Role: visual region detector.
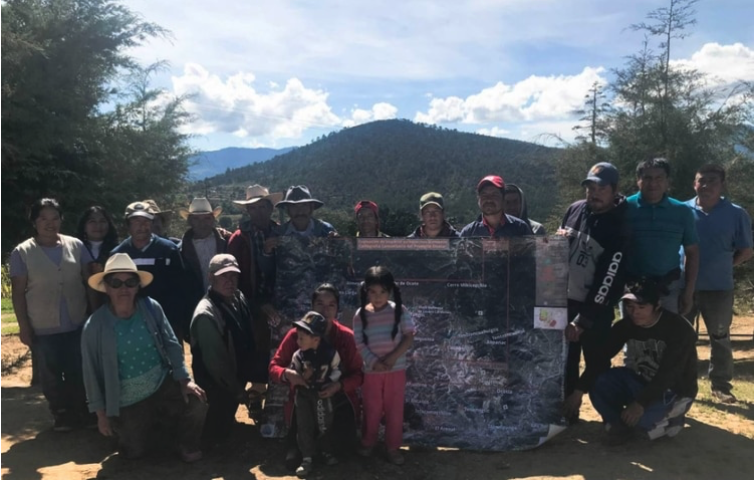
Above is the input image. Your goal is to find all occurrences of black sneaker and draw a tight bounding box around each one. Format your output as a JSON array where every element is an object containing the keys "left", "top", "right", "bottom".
[
  {"left": 296, "top": 457, "right": 313, "bottom": 478},
  {"left": 285, "top": 446, "right": 301, "bottom": 472}
]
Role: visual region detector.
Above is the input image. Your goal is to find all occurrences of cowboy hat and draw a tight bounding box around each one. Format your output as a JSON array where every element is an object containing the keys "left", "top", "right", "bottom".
[
  {"left": 179, "top": 197, "right": 223, "bottom": 219},
  {"left": 232, "top": 185, "right": 284, "bottom": 208},
  {"left": 88, "top": 253, "right": 154, "bottom": 293},
  {"left": 142, "top": 199, "right": 174, "bottom": 220},
  {"left": 275, "top": 185, "right": 324, "bottom": 210}
]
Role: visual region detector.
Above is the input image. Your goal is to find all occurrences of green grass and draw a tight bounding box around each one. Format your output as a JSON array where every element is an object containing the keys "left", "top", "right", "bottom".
[
  {"left": 1, "top": 298, "right": 13, "bottom": 312},
  {"left": 1, "top": 297, "right": 18, "bottom": 334}
]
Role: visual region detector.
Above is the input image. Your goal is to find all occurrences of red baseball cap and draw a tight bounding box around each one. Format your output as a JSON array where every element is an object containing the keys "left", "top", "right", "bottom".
[
  {"left": 477, "top": 175, "right": 505, "bottom": 192},
  {"left": 354, "top": 200, "right": 379, "bottom": 216}
]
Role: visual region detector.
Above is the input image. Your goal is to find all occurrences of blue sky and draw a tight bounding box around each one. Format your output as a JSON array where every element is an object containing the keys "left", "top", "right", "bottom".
[{"left": 121, "top": 0, "right": 754, "bottom": 151}]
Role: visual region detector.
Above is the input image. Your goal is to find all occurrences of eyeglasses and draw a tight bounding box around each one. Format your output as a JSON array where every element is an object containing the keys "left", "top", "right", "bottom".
[{"left": 106, "top": 277, "right": 140, "bottom": 289}]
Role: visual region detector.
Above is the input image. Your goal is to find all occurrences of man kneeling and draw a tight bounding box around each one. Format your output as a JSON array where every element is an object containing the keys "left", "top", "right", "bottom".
[{"left": 564, "top": 280, "right": 698, "bottom": 444}]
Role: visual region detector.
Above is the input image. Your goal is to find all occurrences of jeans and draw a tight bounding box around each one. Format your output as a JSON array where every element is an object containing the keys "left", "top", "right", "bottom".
[
  {"left": 686, "top": 290, "right": 734, "bottom": 392},
  {"left": 589, "top": 367, "right": 691, "bottom": 437},
  {"left": 295, "top": 388, "right": 334, "bottom": 458},
  {"left": 35, "top": 329, "right": 87, "bottom": 417},
  {"left": 285, "top": 392, "right": 357, "bottom": 458}
]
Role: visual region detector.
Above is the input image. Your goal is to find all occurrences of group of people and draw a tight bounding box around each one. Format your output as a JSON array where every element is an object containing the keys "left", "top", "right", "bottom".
[{"left": 8, "top": 156, "right": 752, "bottom": 472}]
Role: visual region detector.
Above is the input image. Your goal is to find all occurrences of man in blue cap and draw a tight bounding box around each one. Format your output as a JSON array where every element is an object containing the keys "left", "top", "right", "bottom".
[{"left": 558, "top": 162, "right": 630, "bottom": 421}]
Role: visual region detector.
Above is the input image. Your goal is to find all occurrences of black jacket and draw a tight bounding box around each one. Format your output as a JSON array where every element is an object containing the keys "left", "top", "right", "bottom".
[
  {"left": 560, "top": 196, "right": 629, "bottom": 329},
  {"left": 577, "top": 310, "right": 698, "bottom": 406},
  {"left": 506, "top": 183, "right": 546, "bottom": 235}
]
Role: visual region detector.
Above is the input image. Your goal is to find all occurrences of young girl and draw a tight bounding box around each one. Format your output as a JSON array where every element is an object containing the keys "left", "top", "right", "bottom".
[{"left": 352, "top": 266, "right": 415, "bottom": 466}]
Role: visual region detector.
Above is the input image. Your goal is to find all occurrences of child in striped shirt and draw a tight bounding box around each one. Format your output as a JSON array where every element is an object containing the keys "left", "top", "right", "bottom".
[{"left": 352, "top": 266, "right": 415, "bottom": 465}]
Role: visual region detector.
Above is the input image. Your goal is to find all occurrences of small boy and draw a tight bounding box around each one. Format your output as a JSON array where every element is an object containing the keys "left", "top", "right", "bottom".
[{"left": 290, "top": 311, "right": 342, "bottom": 477}]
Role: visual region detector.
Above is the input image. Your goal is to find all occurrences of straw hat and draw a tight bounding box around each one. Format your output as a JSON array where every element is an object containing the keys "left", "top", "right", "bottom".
[
  {"left": 232, "top": 185, "right": 284, "bottom": 208},
  {"left": 88, "top": 253, "right": 153, "bottom": 293},
  {"left": 179, "top": 197, "right": 223, "bottom": 219}
]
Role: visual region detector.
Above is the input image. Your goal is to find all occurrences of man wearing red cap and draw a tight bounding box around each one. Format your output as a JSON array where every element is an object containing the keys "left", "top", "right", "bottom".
[
  {"left": 459, "top": 175, "right": 530, "bottom": 237},
  {"left": 354, "top": 200, "right": 390, "bottom": 237}
]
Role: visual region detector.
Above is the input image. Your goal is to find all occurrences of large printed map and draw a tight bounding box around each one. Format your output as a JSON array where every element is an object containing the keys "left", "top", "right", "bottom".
[{"left": 261, "top": 236, "right": 569, "bottom": 451}]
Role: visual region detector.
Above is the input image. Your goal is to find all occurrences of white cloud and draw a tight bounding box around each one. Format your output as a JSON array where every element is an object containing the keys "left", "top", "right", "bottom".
[
  {"left": 415, "top": 67, "right": 607, "bottom": 125},
  {"left": 121, "top": 0, "right": 641, "bottom": 83},
  {"left": 671, "top": 42, "right": 754, "bottom": 85},
  {"left": 343, "top": 102, "right": 399, "bottom": 127},
  {"left": 170, "top": 63, "right": 341, "bottom": 140},
  {"left": 476, "top": 126, "right": 511, "bottom": 138}
]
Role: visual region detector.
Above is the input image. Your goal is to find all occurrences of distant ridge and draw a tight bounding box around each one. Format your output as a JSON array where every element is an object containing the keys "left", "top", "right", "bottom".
[
  {"left": 202, "top": 119, "right": 562, "bottom": 232},
  {"left": 189, "top": 146, "right": 296, "bottom": 179}
]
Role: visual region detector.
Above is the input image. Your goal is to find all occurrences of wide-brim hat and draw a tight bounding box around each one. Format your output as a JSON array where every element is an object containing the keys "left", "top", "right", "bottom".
[
  {"left": 88, "top": 253, "right": 153, "bottom": 293},
  {"left": 179, "top": 197, "right": 223, "bottom": 219},
  {"left": 275, "top": 185, "right": 323, "bottom": 210},
  {"left": 232, "top": 184, "right": 284, "bottom": 208},
  {"left": 142, "top": 199, "right": 173, "bottom": 221}
]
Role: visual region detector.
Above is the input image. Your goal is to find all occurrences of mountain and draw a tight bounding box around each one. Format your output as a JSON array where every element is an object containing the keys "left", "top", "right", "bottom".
[
  {"left": 200, "top": 119, "right": 562, "bottom": 235},
  {"left": 189, "top": 146, "right": 296, "bottom": 179}
]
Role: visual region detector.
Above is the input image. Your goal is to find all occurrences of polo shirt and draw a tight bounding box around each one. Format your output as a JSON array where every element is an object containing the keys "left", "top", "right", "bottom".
[
  {"left": 685, "top": 197, "right": 753, "bottom": 291},
  {"left": 459, "top": 214, "right": 531, "bottom": 237},
  {"left": 625, "top": 193, "right": 698, "bottom": 277}
]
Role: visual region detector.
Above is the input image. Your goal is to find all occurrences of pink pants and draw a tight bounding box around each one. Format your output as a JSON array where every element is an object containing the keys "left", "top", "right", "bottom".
[{"left": 361, "top": 370, "right": 406, "bottom": 451}]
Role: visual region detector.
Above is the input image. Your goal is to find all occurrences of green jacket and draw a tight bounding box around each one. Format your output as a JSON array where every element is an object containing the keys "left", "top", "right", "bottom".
[{"left": 189, "top": 291, "right": 251, "bottom": 400}]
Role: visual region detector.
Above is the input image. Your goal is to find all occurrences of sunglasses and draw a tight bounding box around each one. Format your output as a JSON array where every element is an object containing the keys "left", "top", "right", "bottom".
[{"left": 106, "top": 277, "right": 140, "bottom": 289}]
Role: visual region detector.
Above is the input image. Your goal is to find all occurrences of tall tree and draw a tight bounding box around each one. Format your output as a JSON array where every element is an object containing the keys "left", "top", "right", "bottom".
[
  {"left": 630, "top": 0, "right": 699, "bottom": 147},
  {"left": 572, "top": 81, "right": 611, "bottom": 147},
  {"left": 1, "top": 0, "right": 191, "bottom": 252}
]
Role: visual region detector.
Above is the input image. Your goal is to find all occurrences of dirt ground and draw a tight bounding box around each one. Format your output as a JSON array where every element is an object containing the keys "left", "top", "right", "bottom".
[{"left": 2, "top": 317, "right": 753, "bottom": 480}]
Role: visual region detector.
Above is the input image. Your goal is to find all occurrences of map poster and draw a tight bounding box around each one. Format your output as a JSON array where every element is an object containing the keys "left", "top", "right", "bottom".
[{"left": 263, "top": 236, "right": 569, "bottom": 451}]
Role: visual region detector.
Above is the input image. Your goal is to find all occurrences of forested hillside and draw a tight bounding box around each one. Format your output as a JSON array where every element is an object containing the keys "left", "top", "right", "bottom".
[
  {"left": 202, "top": 119, "right": 561, "bottom": 235},
  {"left": 189, "top": 147, "right": 295, "bottom": 179}
]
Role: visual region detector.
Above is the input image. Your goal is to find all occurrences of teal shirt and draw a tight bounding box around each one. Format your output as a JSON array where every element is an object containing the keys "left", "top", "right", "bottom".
[
  {"left": 625, "top": 193, "right": 698, "bottom": 277},
  {"left": 115, "top": 313, "right": 167, "bottom": 407}
]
